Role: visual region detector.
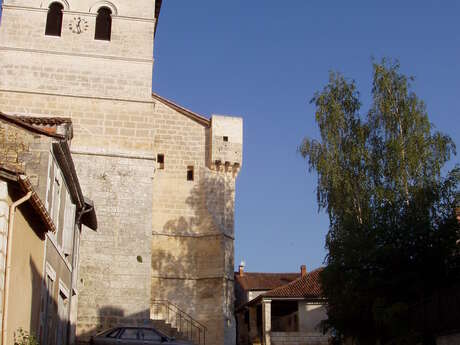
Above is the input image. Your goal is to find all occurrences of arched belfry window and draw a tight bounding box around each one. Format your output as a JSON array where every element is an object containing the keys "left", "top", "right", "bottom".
[
  {"left": 95, "top": 7, "right": 112, "bottom": 41},
  {"left": 45, "top": 2, "right": 64, "bottom": 36}
]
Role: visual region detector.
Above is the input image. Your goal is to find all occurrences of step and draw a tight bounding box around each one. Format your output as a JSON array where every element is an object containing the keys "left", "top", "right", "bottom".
[{"left": 151, "top": 320, "right": 191, "bottom": 342}]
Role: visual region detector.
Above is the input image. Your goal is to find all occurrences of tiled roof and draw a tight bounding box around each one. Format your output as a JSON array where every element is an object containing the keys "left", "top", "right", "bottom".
[
  {"left": 235, "top": 272, "right": 300, "bottom": 291},
  {"left": 0, "top": 166, "right": 56, "bottom": 233},
  {"left": 16, "top": 116, "right": 71, "bottom": 126},
  {"left": 261, "top": 268, "right": 324, "bottom": 299},
  {"left": 0, "top": 112, "right": 67, "bottom": 139}
]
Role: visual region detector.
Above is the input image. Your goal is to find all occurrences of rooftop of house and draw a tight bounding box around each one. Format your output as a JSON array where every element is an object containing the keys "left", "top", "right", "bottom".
[
  {"left": 0, "top": 165, "right": 56, "bottom": 233},
  {"left": 0, "top": 112, "right": 97, "bottom": 231},
  {"left": 235, "top": 272, "right": 301, "bottom": 291},
  {"left": 0, "top": 112, "right": 72, "bottom": 139},
  {"left": 260, "top": 267, "right": 324, "bottom": 299}
]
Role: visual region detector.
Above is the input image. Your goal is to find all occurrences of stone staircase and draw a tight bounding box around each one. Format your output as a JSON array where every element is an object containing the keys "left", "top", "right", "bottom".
[
  {"left": 151, "top": 300, "right": 207, "bottom": 345},
  {"left": 151, "top": 320, "right": 190, "bottom": 341}
]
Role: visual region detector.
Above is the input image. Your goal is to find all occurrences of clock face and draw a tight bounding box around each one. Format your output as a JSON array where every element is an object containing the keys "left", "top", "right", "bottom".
[{"left": 68, "top": 17, "right": 89, "bottom": 34}]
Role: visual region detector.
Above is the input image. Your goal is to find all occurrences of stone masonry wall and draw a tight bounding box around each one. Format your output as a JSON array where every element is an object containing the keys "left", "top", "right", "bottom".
[
  {"left": 0, "top": 4, "right": 156, "bottom": 100},
  {"left": 0, "top": 118, "right": 53, "bottom": 201},
  {"left": 72, "top": 153, "right": 155, "bottom": 339},
  {"left": 151, "top": 102, "right": 239, "bottom": 345},
  {"left": 0, "top": 2, "right": 242, "bottom": 344},
  {"left": 0, "top": 90, "right": 241, "bottom": 345}
]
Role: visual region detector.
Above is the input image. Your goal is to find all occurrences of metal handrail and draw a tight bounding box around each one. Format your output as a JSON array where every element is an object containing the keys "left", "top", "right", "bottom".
[{"left": 151, "top": 300, "right": 207, "bottom": 345}]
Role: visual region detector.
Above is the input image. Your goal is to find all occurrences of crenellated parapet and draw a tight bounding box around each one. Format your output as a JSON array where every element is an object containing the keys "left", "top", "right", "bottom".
[{"left": 209, "top": 115, "right": 243, "bottom": 176}]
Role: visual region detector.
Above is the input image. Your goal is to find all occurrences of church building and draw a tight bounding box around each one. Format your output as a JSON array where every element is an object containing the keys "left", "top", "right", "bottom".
[{"left": 0, "top": 1, "right": 242, "bottom": 345}]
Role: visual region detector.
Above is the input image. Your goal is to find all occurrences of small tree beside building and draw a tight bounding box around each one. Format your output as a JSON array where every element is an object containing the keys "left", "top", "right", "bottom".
[{"left": 300, "top": 59, "right": 460, "bottom": 345}]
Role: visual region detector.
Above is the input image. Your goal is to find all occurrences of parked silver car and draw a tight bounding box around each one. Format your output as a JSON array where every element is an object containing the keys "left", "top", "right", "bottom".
[{"left": 90, "top": 327, "right": 192, "bottom": 345}]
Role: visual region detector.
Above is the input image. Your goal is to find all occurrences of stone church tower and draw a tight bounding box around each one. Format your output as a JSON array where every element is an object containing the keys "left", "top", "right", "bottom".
[{"left": 0, "top": 1, "right": 242, "bottom": 345}]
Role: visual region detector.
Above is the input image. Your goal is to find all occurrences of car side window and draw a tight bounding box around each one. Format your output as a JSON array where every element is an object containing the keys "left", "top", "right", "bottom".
[
  {"left": 106, "top": 329, "right": 121, "bottom": 338},
  {"left": 142, "top": 329, "right": 162, "bottom": 341},
  {"left": 120, "top": 329, "right": 139, "bottom": 340}
]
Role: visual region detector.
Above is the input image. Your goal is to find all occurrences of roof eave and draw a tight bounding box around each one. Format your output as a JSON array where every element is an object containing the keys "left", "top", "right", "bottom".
[
  {"left": 151, "top": 92, "right": 210, "bottom": 127},
  {"left": 0, "top": 112, "right": 66, "bottom": 140},
  {"left": 0, "top": 167, "right": 56, "bottom": 233}
]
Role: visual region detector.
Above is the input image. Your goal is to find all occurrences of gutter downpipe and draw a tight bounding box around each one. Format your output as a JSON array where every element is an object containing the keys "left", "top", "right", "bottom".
[{"left": 2, "top": 190, "right": 33, "bottom": 345}]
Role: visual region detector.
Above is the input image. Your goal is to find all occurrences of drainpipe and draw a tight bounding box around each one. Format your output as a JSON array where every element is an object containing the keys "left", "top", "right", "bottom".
[{"left": 2, "top": 191, "right": 32, "bottom": 345}]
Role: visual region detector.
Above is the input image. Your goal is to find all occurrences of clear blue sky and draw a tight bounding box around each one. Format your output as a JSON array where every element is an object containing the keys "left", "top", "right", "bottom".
[
  {"left": 153, "top": 1, "right": 459, "bottom": 273},
  {"left": 1, "top": 1, "right": 458, "bottom": 273}
]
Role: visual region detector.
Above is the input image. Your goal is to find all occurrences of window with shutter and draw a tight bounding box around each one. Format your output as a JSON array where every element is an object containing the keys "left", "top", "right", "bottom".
[
  {"left": 63, "top": 192, "right": 76, "bottom": 257},
  {"left": 51, "top": 167, "right": 62, "bottom": 232},
  {"left": 45, "top": 158, "right": 54, "bottom": 211}
]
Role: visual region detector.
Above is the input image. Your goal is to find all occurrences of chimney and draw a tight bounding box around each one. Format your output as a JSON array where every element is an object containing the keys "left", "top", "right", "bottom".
[
  {"left": 301, "top": 265, "right": 307, "bottom": 277},
  {"left": 239, "top": 261, "right": 245, "bottom": 276}
]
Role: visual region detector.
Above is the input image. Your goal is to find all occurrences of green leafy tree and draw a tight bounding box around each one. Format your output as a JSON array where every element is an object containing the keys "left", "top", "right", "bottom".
[{"left": 300, "top": 59, "right": 459, "bottom": 345}]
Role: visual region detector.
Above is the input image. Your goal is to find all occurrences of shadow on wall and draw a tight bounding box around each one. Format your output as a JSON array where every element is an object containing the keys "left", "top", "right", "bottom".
[
  {"left": 27, "top": 258, "right": 69, "bottom": 345},
  {"left": 74, "top": 169, "right": 237, "bottom": 344},
  {"left": 152, "top": 168, "right": 237, "bottom": 345},
  {"left": 77, "top": 308, "right": 154, "bottom": 344},
  {"left": 161, "top": 167, "right": 235, "bottom": 236},
  {"left": 153, "top": 164, "right": 236, "bottom": 283}
]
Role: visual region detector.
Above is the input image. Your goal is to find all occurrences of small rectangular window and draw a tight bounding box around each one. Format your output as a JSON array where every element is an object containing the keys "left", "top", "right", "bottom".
[
  {"left": 157, "top": 154, "right": 165, "bottom": 169},
  {"left": 187, "top": 166, "right": 194, "bottom": 181},
  {"left": 223, "top": 136, "right": 229, "bottom": 142}
]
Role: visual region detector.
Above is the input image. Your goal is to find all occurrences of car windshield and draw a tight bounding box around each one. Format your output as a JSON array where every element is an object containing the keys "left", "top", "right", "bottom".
[
  {"left": 95, "top": 328, "right": 119, "bottom": 337},
  {"left": 141, "top": 329, "right": 162, "bottom": 341},
  {"left": 120, "top": 328, "right": 139, "bottom": 340}
]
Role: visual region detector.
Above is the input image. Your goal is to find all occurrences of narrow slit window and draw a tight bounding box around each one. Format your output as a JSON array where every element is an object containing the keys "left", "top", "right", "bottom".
[
  {"left": 223, "top": 136, "right": 229, "bottom": 142},
  {"left": 157, "top": 154, "right": 164, "bottom": 170},
  {"left": 187, "top": 166, "right": 194, "bottom": 181},
  {"left": 95, "top": 7, "right": 112, "bottom": 41},
  {"left": 45, "top": 2, "right": 64, "bottom": 37}
]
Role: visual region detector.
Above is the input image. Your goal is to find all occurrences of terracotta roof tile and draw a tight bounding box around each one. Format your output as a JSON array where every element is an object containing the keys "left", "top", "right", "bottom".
[
  {"left": 261, "top": 268, "right": 324, "bottom": 299},
  {"left": 16, "top": 116, "right": 71, "bottom": 126},
  {"left": 235, "top": 272, "right": 300, "bottom": 291},
  {"left": 0, "top": 112, "right": 67, "bottom": 139}
]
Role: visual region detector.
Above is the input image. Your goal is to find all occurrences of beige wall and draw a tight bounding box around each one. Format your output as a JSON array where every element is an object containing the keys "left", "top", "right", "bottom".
[
  {"left": 248, "top": 291, "right": 267, "bottom": 302},
  {"left": 297, "top": 302, "right": 327, "bottom": 334},
  {"left": 74, "top": 152, "right": 154, "bottom": 337},
  {"left": 6, "top": 189, "right": 46, "bottom": 345},
  {"left": 0, "top": 1, "right": 157, "bottom": 100}
]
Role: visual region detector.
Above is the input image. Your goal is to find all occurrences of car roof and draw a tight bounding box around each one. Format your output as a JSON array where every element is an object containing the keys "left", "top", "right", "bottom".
[{"left": 96, "top": 326, "right": 169, "bottom": 339}]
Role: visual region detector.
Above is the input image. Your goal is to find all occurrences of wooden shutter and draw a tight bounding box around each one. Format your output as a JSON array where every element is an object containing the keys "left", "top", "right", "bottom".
[{"left": 63, "top": 192, "right": 76, "bottom": 256}]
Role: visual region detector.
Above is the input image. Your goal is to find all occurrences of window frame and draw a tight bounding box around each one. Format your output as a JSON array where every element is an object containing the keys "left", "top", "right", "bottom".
[
  {"left": 94, "top": 6, "right": 113, "bottom": 41},
  {"left": 187, "top": 166, "right": 194, "bottom": 181},
  {"left": 45, "top": 2, "right": 64, "bottom": 37},
  {"left": 157, "top": 154, "right": 165, "bottom": 170}
]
